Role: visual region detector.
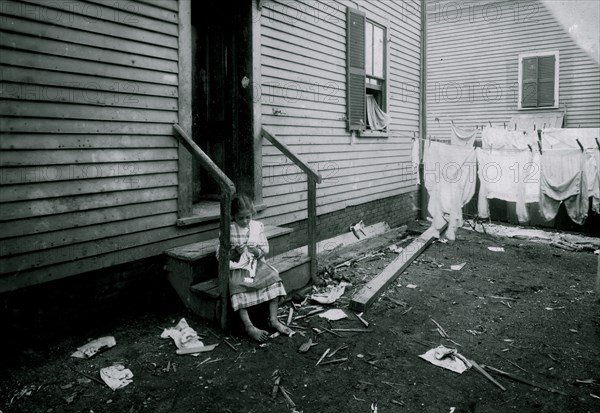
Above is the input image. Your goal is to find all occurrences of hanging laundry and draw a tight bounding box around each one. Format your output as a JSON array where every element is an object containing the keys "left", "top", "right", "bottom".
[
  {"left": 424, "top": 141, "right": 477, "bottom": 240},
  {"left": 476, "top": 148, "right": 540, "bottom": 223},
  {"left": 482, "top": 127, "right": 537, "bottom": 150},
  {"left": 539, "top": 149, "right": 589, "bottom": 225},
  {"left": 366, "top": 95, "right": 390, "bottom": 131},
  {"left": 450, "top": 123, "right": 478, "bottom": 147},
  {"left": 542, "top": 128, "right": 600, "bottom": 150},
  {"left": 542, "top": 128, "right": 600, "bottom": 213},
  {"left": 412, "top": 137, "right": 420, "bottom": 185}
]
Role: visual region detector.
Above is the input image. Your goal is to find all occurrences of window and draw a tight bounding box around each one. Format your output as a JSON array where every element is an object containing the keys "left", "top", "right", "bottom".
[
  {"left": 347, "top": 7, "right": 389, "bottom": 133},
  {"left": 518, "top": 51, "right": 559, "bottom": 109}
]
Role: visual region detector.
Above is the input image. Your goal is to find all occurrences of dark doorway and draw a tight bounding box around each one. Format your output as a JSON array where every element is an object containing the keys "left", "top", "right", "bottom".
[{"left": 191, "top": 0, "right": 255, "bottom": 201}]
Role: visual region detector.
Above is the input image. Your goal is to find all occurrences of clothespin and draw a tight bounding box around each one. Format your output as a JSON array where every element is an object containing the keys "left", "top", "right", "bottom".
[
  {"left": 489, "top": 121, "right": 492, "bottom": 127},
  {"left": 527, "top": 144, "right": 533, "bottom": 152},
  {"left": 451, "top": 120, "right": 455, "bottom": 126},
  {"left": 576, "top": 139, "right": 584, "bottom": 152},
  {"left": 412, "top": 131, "right": 416, "bottom": 141},
  {"left": 534, "top": 124, "right": 536, "bottom": 131},
  {"left": 595, "top": 138, "right": 600, "bottom": 150},
  {"left": 503, "top": 122, "right": 506, "bottom": 129}
]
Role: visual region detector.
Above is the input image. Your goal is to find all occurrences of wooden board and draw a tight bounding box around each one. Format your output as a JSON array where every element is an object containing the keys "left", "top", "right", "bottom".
[{"left": 349, "top": 223, "right": 448, "bottom": 312}]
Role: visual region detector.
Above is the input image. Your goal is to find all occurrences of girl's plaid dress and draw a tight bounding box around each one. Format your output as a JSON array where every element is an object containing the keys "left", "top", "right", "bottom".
[{"left": 229, "top": 220, "right": 287, "bottom": 311}]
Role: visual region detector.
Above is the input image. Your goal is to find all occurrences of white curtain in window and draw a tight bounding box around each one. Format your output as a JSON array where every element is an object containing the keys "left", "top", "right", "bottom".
[{"left": 366, "top": 95, "right": 390, "bottom": 131}]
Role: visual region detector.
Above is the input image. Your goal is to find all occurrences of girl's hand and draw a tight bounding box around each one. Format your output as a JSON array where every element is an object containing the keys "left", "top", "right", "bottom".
[{"left": 247, "top": 245, "right": 262, "bottom": 258}]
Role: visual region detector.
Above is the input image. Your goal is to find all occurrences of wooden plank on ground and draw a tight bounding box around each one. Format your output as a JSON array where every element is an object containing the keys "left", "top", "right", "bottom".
[{"left": 349, "top": 223, "right": 448, "bottom": 312}]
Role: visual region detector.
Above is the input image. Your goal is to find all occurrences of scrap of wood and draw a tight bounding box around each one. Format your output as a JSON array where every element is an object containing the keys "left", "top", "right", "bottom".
[
  {"left": 279, "top": 386, "right": 296, "bottom": 407},
  {"left": 483, "top": 365, "right": 568, "bottom": 396},
  {"left": 315, "top": 348, "right": 330, "bottom": 366},
  {"left": 176, "top": 343, "right": 219, "bottom": 355},
  {"left": 319, "top": 357, "right": 348, "bottom": 366},
  {"left": 223, "top": 339, "right": 238, "bottom": 352},
  {"left": 385, "top": 296, "right": 408, "bottom": 306},
  {"left": 67, "top": 365, "right": 105, "bottom": 386},
  {"left": 293, "top": 307, "right": 326, "bottom": 321},
  {"left": 321, "top": 327, "right": 342, "bottom": 337},
  {"left": 328, "top": 345, "right": 348, "bottom": 358},
  {"left": 401, "top": 307, "right": 413, "bottom": 315},
  {"left": 431, "top": 318, "right": 449, "bottom": 338},
  {"left": 350, "top": 223, "right": 448, "bottom": 312},
  {"left": 286, "top": 307, "right": 294, "bottom": 326},
  {"left": 468, "top": 358, "right": 506, "bottom": 391},
  {"left": 331, "top": 328, "right": 371, "bottom": 333},
  {"left": 355, "top": 312, "right": 370, "bottom": 327}
]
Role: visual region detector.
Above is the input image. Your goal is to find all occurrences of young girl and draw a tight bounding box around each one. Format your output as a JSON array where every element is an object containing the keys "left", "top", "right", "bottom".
[{"left": 225, "top": 194, "right": 294, "bottom": 341}]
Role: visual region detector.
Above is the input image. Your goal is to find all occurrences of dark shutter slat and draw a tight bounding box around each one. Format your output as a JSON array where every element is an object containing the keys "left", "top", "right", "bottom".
[
  {"left": 538, "top": 55, "right": 556, "bottom": 106},
  {"left": 347, "top": 7, "right": 366, "bottom": 131}
]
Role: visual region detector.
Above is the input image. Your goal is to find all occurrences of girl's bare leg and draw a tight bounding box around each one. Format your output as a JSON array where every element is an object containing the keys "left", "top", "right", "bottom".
[
  {"left": 268, "top": 299, "right": 294, "bottom": 336},
  {"left": 239, "top": 308, "right": 268, "bottom": 342}
]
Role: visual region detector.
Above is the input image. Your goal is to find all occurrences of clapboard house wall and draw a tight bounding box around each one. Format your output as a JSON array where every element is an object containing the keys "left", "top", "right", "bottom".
[
  {"left": 426, "top": 0, "right": 600, "bottom": 141},
  {"left": 0, "top": 0, "right": 219, "bottom": 292},
  {"left": 258, "top": 0, "right": 422, "bottom": 226}
]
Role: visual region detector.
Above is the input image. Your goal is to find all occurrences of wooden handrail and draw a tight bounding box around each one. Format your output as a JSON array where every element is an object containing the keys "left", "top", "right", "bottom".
[
  {"left": 261, "top": 127, "right": 321, "bottom": 283},
  {"left": 262, "top": 127, "right": 322, "bottom": 184},
  {"left": 173, "top": 124, "right": 235, "bottom": 329}
]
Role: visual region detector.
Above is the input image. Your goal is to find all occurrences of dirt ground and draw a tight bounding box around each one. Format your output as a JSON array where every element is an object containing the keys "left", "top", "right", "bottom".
[{"left": 1, "top": 221, "right": 599, "bottom": 413}]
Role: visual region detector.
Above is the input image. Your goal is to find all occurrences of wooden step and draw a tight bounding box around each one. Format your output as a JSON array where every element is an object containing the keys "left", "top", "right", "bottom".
[
  {"left": 165, "top": 224, "right": 293, "bottom": 262},
  {"left": 189, "top": 251, "right": 311, "bottom": 298}
]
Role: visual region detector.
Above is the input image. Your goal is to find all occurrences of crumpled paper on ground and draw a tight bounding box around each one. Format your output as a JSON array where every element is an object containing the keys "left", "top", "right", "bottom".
[
  {"left": 318, "top": 308, "right": 348, "bottom": 321},
  {"left": 161, "top": 318, "right": 204, "bottom": 355},
  {"left": 100, "top": 364, "right": 133, "bottom": 391},
  {"left": 310, "top": 282, "right": 350, "bottom": 304},
  {"left": 71, "top": 336, "right": 116, "bottom": 359},
  {"left": 419, "top": 345, "right": 471, "bottom": 374}
]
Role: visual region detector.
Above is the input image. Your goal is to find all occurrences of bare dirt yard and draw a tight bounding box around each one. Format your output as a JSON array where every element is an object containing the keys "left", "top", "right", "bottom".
[{"left": 1, "top": 221, "right": 599, "bottom": 413}]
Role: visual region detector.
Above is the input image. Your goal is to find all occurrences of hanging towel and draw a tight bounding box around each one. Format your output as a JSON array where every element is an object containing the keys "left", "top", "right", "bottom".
[
  {"left": 482, "top": 127, "right": 538, "bottom": 150},
  {"left": 542, "top": 128, "right": 600, "bottom": 212},
  {"left": 450, "top": 124, "right": 478, "bottom": 147},
  {"left": 424, "top": 141, "right": 477, "bottom": 240},
  {"left": 476, "top": 148, "right": 540, "bottom": 223},
  {"left": 539, "top": 149, "right": 588, "bottom": 225},
  {"left": 366, "top": 95, "right": 390, "bottom": 131}
]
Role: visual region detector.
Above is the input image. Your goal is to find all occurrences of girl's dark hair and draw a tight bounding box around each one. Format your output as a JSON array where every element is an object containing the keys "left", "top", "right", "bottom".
[{"left": 231, "top": 194, "right": 256, "bottom": 216}]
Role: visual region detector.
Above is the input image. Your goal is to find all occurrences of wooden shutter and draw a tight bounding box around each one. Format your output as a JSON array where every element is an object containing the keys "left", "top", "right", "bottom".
[
  {"left": 347, "top": 7, "right": 366, "bottom": 131},
  {"left": 521, "top": 57, "right": 538, "bottom": 108},
  {"left": 538, "top": 55, "right": 556, "bottom": 107}
]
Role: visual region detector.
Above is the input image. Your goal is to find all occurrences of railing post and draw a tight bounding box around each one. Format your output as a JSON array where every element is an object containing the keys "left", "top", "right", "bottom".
[
  {"left": 307, "top": 176, "right": 318, "bottom": 283},
  {"left": 218, "top": 193, "right": 232, "bottom": 330}
]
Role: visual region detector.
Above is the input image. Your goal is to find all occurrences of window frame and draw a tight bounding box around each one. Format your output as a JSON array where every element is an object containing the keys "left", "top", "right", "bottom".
[
  {"left": 517, "top": 51, "right": 560, "bottom": 110},
  {"left": 346, "top": 7, "right": 391, "bottom": 137}
]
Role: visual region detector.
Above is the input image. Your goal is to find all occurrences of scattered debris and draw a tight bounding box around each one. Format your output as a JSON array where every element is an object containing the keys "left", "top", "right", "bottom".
[
  {"left": 350, "top": 223, "right": 447, "bottom": 312},
  {"left": 406, "top": 284, "right": 418, "bottom": 289},
  {"left": 176, "top": 344, "right": 219, "bottom": 355},
  {"left": 223, "top": 339, "right": 238, "bottom": 352},
  {"left": 431, "top": 319, "right": 450, "bottom": 338},
  {"left": 419, "top": 345, "right": 471, "bottom": 374},
  {"left": 466, "top": 329, "right": 484, "bottom": 336},
  {"left": 311, "top": 282, "right": 350, "bottom": 304},
  {"left": 389, "top": 244, "right": 404, "bottom": 253},
  {"left": 330, "top": 328, "right": 371, "bottom": 333},
  {"left": 483, "top": 364, "right": 568, "bottom": 396},
  {"left": 467, "top": 358, "right": 506, "bottom": 391},
  {"left": 590, "top": 393, "right": 600, "bottom": 400},
  {"left": 319, "top": 357, "right": 348, "bottom": 366},
  {"left": 544, "top": 306, "right": 565, "bottom": 311},
  {"left": 401, "top": 307, "right": 413, "bottom": 315},
  {"left": 71, "top": 336, "right": 116, "bottom": 359},
  {"left": 318, "top": 309, "right": 348, "bottom": 321},
  {"left": 161, "top": 318, "right": 206, "bottom": 356},
  {"left": 327, "top": 345, "right": 348, "bottom": 358},
  {"left": 354, "top": 312, "right": 370, "bottom": 327},
  {"left": 298, "top": 338, "right": 316, "bottom": 354},
  {"left": 99, "top": 364, "right": 133, "bottom": 391},
  {"left": 488, "top": 247, "right": 505, "bottom": 252},
  {"left": 451, "top": 263, "right": 466, "bottom": 271},
  {"left": 315, "top": 348, "right": 330, "bottom": 366},
  {"left": 67, "top": 365, "right": 105, "bottom": 386}
]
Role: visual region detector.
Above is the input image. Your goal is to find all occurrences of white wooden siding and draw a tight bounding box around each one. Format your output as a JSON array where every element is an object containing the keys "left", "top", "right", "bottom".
[
  {"left": 0, "top": 0, "right": 220, "bottom": 292},
  {"left": 259, "top": 0, "right": 422, "bottom": 225},
  {"left": 426, "top": 0, "right": 600, "bottom": 141}
]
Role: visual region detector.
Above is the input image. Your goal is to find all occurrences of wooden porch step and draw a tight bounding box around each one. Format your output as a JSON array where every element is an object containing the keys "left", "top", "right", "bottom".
[
  {"left": 165, "top": 225, "right": 293, "bottom": 262},
  {"left": 189, "top": 251, "right": 311, "bottom": 298}
]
